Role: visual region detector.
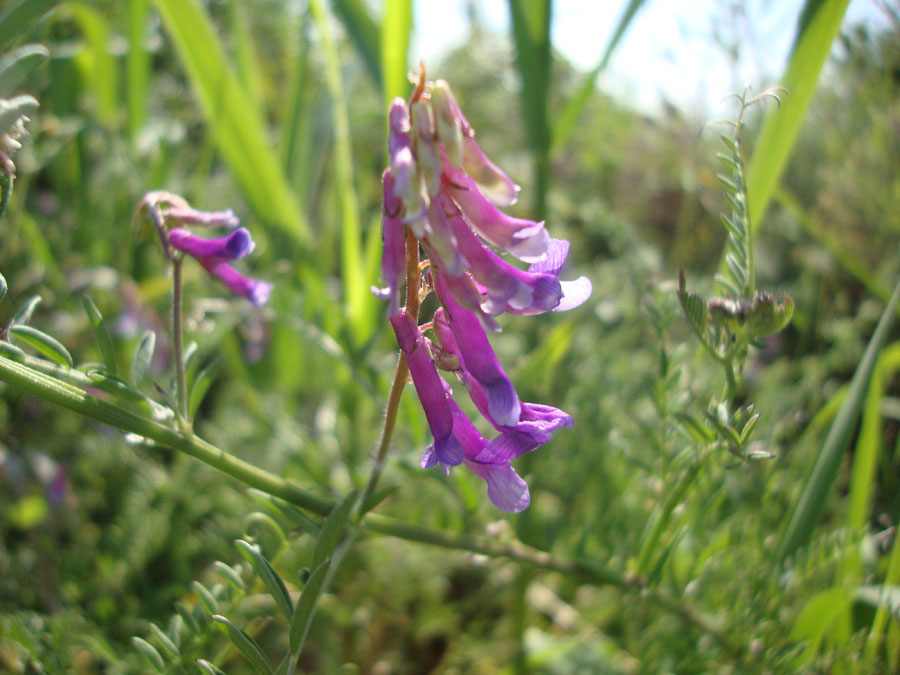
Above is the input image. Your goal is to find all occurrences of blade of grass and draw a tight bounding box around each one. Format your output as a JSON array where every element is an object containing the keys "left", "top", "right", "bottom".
[
  {"left": 310, "top": 0, "right": 375, "bottom": 347},
  {"left": 66, "top": 3, "right": 119, "bottom": 127},
  {"left": 776, "top": 281, "right": 900, "bottom": 564},
  {"left": 745, "top": 0, "right": 851, "bottom": 231},
  {"left": 551, "top": 0, "right": 646, "bottom": 152},
  {"left": 329, "top": 0, "right": 381, "bottom": 87},
  {"left": 507, "top": 0, "right": 552, "bottom": 219},
  {"left": 380, "top": 0, "right": 412, "bottom": 106},
  {"left": 152, "top": 0, "right": 309, "bottom": 244},
  {"left": 126, "top": 0, "right": 150, "bottom": 139}
]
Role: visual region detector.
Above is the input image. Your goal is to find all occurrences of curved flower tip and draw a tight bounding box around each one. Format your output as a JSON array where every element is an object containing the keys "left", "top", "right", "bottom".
[
  {"left": 465, "top": 459, "right": 530, "bottom": 512},
  {"left": 199, "top": 259, "right": 272, "bottom": 306},
  {"left": 528, "top": 239, "right": 592, "bottom": 313},
  {"left": 461, "top": 135, "right": 520, "bottom": 208},
  {"left": 169, "top": 227, "right": 255, "bottom": 260}
]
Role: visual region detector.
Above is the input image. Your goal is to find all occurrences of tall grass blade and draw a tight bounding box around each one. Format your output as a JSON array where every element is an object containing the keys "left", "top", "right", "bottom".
[
  {"left": 776, "top": 282, "right": 900, "bottom": 564},
  {"left": 507, "top": 0, "right": 551, "bottom": 218},
  {"left": 381, "top": 0, "right": 412, "bottom": 106},
  {"left": 745, "top": 0, "right": 851, "bottom": 231},
  {"left": 310, "top": 0, "right": 374, "bottom": 347},
  {"left": 67, "top": 4, "right": 119, "bottom": 127},
  {"left": 152, "top": 0, "right": 309, "bottom": 244},
  {"left": 126, "top": 0, "right": 150, "bottom": 139},
  {"left": 551, "top": 0, "right": 646, "bottom": 151},
  {"left": 329, "top": 0, "right": 381, "bottom": 87}
]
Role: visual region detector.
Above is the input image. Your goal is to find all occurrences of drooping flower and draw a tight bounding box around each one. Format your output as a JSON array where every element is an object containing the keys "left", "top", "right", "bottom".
[
  {"left": 137, "top": 192, "right": 272, "bottom": 306},
  {"left": 377, "top": 72, "right": 591, "bottom": 512}
]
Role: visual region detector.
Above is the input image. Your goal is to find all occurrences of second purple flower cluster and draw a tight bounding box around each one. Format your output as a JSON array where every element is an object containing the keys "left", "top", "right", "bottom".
[{"left": 374, "top": 76, "right": 591, "bottom": 512}]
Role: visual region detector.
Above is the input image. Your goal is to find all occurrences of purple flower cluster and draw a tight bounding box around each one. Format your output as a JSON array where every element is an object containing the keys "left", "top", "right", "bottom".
[
  {"left": 374, "top": 78, "right": 591, "bottom": 512},
  {"left": 140, "top": 192, "right": 272, "bottom": 306}
]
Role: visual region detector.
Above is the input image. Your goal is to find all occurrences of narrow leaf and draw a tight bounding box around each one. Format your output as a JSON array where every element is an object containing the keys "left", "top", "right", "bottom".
[
  {"left": 312, "top": 490, "right": 358, "bottom": 568},
  {"left": 191, "top": 580, "right": 219, "bottom": 614},
  {"left": 214, "top": 560, "right": 246, "bottom": 591},
  {"left": 131, "top": 330, "right": 155, "bottom": 387},
  {"left": 10, "top": 294, "right": 41, "bottom": 329},
  {"left": 195, "top": 660, "right": 227, "bottom": 675},
  {"left": 0, "top": 43, "right": 49, "bottom": 93},
  {"left": 0, "top": 271, "right": 7, "bottom": 303},
  {"left": 746, "top": 0, "right": 852, "bottom": 230},
  {"left": 9, "top": 325, "right": 73, "bottom": 368},
  {"left": 82, "top": 296, "right": 117, "bottom": 376},
  {"left": 777, "top": 282, "right": 900, "bottom": 563},
  {"left": 381, "top": 0, "right": 412, "bottom": 105},
  {"left": 359, "top": 485, "right": 399, "bottom": 517},
  {"left": 289, "top": 559, "right": 329, "bottom": 656},
  {"left": 329, "top": 0, "right": 381, "bottom": 87},
  {"left": 0, "top": 0, "right": 59, "bottom": 51},
  {"left": 147, "top": 622, "right": 179, "bottom": 658},
  {"left": 152, "top": 0, "right": 309, "bottom": 243},
  {"left": 0, "top": 341, "right": 26, "bottom": 362},
  {"left": 131, "top": 636, "right": 165, "bottom": 672},
  {"left": 235, "top": 539, "right": 293, "bottom": 623},
  {"left": 211, "top": 615, "right": 274, "bottom": 675}
]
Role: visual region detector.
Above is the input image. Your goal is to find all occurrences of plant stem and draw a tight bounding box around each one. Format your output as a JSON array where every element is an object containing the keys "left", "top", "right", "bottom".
[
  {"left": 0, "top": 354, "right": 742, "bottom": 660},
  {"left": 359, "top": 229, "right": 421, "bottom": 512},
  {"left": 172, "top": 256, "right": 188, "bottom": 425}
]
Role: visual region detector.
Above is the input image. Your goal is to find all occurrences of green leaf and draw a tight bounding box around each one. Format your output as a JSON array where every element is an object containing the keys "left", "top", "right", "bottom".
[
  {"left": 312, "top": 490, "right": 358, "bottom": 568},
  {"left": 195, "top": 659, "right": 227, "bottom": 675},
  {"left": 289, "top": 559, "right": 329, "bottom": 657},
  {"left": 0, "top": 271, "right": 6, "bottom": 303},
  {"left": 745, "top": 0, "right": 851, "bottom": 230},
  {"left": 508, "top": 0, "right": 552, "bottom": 217},
  {"left": 790, "top": 587, "right": 854, "bottom": 665},
  {"left": 329, "top": 0, "right": 381, "bottom": 87},
  {"left": 81, "top": 296, "right": 117, "bottom": 376},
  {"left": 0, "top": 341, "right": 26, "bottom": 362},
  {"left": 188, "top": 356, "right": 221, "bottom": 419},
  {"left": 358, "top": 485, "right": 399, "bottom": 517},
  {"left": 66, "top": 3, "right": 118, "bottom": 126},
  {"left": 152, "top": 0, "right": 309, "bottom": 243},
  {"left": 235, "top": 539, "right": 293, "bottom": 624},
  {"left": 191, "top": 580, "right": 220, "bottom": 615},
  {"left": 777, "top": 282, "right": 900, "bottom": 563},
  {"left": 214, "top": 560, "right": 246, "bottom": 592},
  {"left": 131, "top": 330, "right": 155, "bottom": 388},
  {"left": 674, "top": 412, "right": 715, "bottom": 445},
  {"left": 147, "top": 622, "right": 179, "bottom": 658},
  {"left": 175, "top": 601, "right": 200, "bottom": 635},
  {"left": 551, "top": 0, "right": 646, "bottom": 151},
  {"left": 10, "top": 294, "right": 41, "bottom": 330},
  {"left": 0, "top": 43, "right": 49, "bottom": 93},
  {"left": 131, "top": 636, "right": 165, "bottom": 672},
  {"left": 380, "top": 0, "right": 412, "bottom": 105},
  {"left": 310, "top": 0, "right": 373, "bottom": 348},
  {"left": 9, "top": 325, "right": 73, "bottom": 368},
  {"left": 211, "top": 615, "right": 274, "bottom": 675},
  {"left": 0, "top": 0, "right": 59, "bottom": 51}
]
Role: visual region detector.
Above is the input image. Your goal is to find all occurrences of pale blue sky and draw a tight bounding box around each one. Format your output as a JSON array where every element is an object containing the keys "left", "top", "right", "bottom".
[{"left": 412, "top": 1, "right": 889, "bottom": 116}]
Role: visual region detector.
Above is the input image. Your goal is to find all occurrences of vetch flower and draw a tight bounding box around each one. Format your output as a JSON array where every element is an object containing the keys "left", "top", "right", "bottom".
[
  {"left": 137, "top": 192, "right": 272, "bottom": 306},
  {"left": 374, "top": 71, "right": 591, "bottom": 512}
]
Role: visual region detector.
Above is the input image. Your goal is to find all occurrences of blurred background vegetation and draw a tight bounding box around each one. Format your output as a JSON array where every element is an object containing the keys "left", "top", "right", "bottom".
[{"left": 1, "top": 0, "right": 899, "bottom": 672}]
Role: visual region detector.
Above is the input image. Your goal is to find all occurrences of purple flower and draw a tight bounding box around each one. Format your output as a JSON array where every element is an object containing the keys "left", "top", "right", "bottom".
[
  {"left": 140, "top": 192, "right": 273, "bottom": 306},
  {"left": 374, "top": 74, "right": 592, "bottom": 511},
  {"left": 198, "top": 258, "right": 272, "bottom": 307},
  {"left": 390, "top": 310, "right": 463, "bottom": 467}
]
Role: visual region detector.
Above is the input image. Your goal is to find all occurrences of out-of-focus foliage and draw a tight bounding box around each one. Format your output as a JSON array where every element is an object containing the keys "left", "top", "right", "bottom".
[{"left": 0, "top": 0, "right": 899, "bottom": 672}]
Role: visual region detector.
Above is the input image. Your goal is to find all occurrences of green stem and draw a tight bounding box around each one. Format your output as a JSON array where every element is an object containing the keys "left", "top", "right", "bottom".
[
  {"left": 172, "top": 256, "right": 188, "bottom": 425},
  {"left": 0, "top": 355, "right": 331, "bottom": 515},
  {"left": 0, "top": 355, "right": 742, "bottom": 660}
]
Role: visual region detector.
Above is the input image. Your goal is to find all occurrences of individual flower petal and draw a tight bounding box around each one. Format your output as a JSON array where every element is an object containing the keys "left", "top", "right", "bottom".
[
  {"left": 165, "top": 207, "right": 240, "bottom": 229},
  {"left": 433, "top": 272, "right": 522, "bottom": 427},
  {"left": 391, "top": 147, "right": 427, "bottom": 231},
  {"left": 390, "top": 310, "right": 463, "bottom": 467},
  {"left": 492, "top": 239, "right": 593, "bottom": 316},
  {"left": 372, "top": 170, "right": 407, "bottom": 317},
  {"left": 198, "top": 258, "right": 272, "bottom": 306},
  {"left": 464, "top": 459, "right": 530, "bottom": 512},
  {"left": 169, "top": 227, "right": 255, "bottom": 260},
  {"left": 430, "top": 80, "right": 464, "bottom": 167},
  {"left": 461, "top": 134, "right": 520, "bottom": 207},
  {"left": 411, "top": 100, "right": 442, "bottom": 198},
  {"left": 421, "top": 197, "right": 465, "bottom": 276},
  {"left": 444, "top": 163, "right": 548, "bottom": 262}
]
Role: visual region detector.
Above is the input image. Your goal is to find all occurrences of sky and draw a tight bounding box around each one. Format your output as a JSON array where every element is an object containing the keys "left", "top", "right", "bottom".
[{"left": 411, "top": 0, "right": 890, "bottom": 116}]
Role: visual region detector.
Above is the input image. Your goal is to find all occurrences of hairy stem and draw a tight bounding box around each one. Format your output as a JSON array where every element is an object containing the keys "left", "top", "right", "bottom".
[{"left": 172, "top": 256, "right": 188, "bottom": 425}]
